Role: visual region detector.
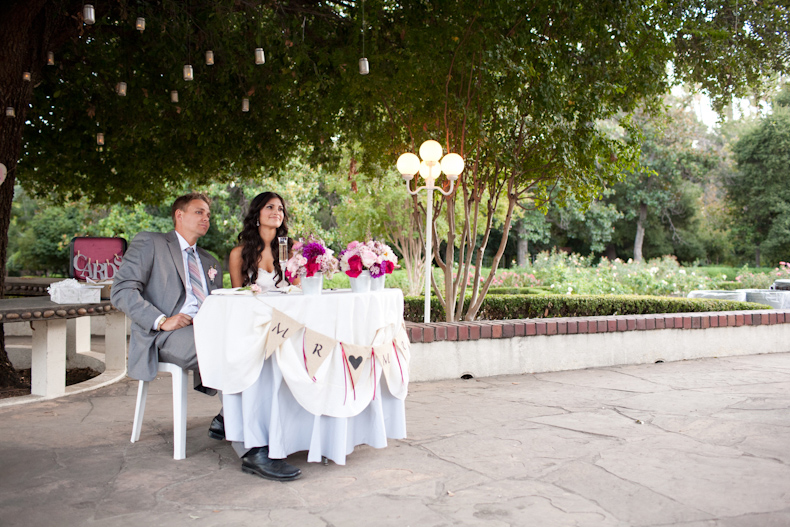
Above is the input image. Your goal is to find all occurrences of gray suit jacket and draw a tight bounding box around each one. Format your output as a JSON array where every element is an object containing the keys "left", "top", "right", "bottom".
[{"left": 111, "top": 230, "right": 222, "bottom": 381}]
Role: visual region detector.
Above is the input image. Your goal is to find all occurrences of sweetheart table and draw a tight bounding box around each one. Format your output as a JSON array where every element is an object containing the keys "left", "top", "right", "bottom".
[{"left": 193, "top": 288, "right": 410, "bottom": 465}]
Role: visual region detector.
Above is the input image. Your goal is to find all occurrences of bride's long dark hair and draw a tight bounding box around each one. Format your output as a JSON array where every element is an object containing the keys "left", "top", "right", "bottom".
[{"left": 237, "top": 192, "right": 291, "bottom": 287}]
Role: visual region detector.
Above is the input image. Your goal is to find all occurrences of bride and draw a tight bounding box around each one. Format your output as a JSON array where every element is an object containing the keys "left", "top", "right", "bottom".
[{"left": 229, "top": 192, "right": 298, "bottom": 290}]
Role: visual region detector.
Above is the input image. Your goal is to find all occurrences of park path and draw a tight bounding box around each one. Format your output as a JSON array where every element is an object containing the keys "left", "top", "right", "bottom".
[{"left": 1, "top": 353, "right": 789, "bottom": 526}]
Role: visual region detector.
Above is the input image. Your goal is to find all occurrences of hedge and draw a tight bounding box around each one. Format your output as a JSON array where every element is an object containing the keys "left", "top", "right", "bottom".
[{"left": 403, "top": 293, "right": 767, "bottom": 323}]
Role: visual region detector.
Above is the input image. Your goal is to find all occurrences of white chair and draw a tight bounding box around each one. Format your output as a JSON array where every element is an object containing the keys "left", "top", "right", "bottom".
[{"left": 131, "top": 362, "right": 188, "bottom": 460}]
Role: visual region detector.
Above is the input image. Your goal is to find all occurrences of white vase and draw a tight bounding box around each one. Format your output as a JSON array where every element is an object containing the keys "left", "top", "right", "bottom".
[
  {"left": 370, "top": 274, "right": 385, "bottom": 291},
  {"left": 349, "top": 270, "right": 371, "bottom": 293},
  {"left": 301, "top": 272, "right": 323, "bottom": 295}
]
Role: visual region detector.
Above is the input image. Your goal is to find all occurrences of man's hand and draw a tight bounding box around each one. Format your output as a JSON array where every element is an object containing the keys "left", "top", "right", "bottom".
[{"left": 160, "top": 314, "right": 193, "bottom": 331}]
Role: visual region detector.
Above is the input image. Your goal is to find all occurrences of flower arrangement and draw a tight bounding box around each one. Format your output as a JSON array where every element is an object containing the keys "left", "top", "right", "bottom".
[
  {"left": 340, "top": 240, "right": 398, "bottom": 278},
  {"left": 285, "top": 237, "right": 338, "bottom": 280}
]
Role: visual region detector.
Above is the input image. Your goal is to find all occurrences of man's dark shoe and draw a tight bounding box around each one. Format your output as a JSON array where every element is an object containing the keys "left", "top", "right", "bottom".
[
  {"left": 208, "top": 414, "right": 225, "bottom": 440},
  {"left": 241, "top": 446, "right": 302, "bottom": 481}
]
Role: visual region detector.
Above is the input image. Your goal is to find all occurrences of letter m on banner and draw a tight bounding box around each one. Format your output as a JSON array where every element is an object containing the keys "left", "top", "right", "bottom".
[{"left": 263, "top": 308, "right": 305, "bottom": 359}]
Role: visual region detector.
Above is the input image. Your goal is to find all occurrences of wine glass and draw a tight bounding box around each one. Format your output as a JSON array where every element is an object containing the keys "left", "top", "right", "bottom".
[{"left": 278, "top": 237, "right": 289, "bottom": 269}]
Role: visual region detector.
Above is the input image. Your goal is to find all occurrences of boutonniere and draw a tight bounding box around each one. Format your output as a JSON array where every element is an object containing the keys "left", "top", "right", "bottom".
[{"left": 208, "top": 266, "right": 218, "bottom": 282}]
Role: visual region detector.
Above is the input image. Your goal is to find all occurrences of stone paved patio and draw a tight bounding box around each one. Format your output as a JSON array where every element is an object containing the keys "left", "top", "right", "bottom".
[{"left": 1, "top": 353, "right": 789, "bottom": 526}]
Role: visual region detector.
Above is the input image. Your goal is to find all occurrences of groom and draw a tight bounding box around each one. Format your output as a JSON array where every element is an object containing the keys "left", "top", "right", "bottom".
[
  {"left": 112, "top": 193, "right": 222, "bottom": 392},
  {"left": 112, "top": 192, "right": 301, "bottom": 481}
]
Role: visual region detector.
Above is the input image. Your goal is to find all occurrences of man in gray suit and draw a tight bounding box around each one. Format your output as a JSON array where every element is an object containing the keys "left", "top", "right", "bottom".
[
  {"left": 112, "top": 192, "right": 301, "bottom": 482},
  {"left": 112, "top": 193, "right": 223, "bottom": 430}
]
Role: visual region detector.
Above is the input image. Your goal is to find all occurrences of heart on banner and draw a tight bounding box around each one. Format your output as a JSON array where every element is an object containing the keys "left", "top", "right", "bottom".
[
  {"left": 343, "top": 343, "right": 371, "bottom": 388},
  {"left": 263, "top": 308, "right": 305, "bottom": 359},
  {"left": 303, "top": 328, "right": 338, "bottom": 379}
]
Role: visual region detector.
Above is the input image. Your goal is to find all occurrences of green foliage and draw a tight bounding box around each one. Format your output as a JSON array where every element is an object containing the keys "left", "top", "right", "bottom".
[
  {"left": 404, "top": 293, "right": 765, "bottom": 323},
  {"left": 727, "top": 84, "right": 790, "bottom": 266}
]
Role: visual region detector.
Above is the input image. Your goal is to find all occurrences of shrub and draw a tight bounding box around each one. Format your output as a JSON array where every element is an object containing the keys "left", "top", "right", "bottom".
[{"left": 404, "top": 294, "right": 766, "bottom": 323}]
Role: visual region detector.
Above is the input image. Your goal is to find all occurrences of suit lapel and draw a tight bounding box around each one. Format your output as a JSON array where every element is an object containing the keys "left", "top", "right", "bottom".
[{"left": 166, "top": 231, "right": 188, "bottom": 291}]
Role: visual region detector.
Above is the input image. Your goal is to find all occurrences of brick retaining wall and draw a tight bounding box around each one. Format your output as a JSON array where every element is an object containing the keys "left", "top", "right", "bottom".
[{"left": 405, "top": 309, "right": 790, "bottom": 382}]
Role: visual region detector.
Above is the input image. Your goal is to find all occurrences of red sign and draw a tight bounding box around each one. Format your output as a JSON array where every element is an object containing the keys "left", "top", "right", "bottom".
[{"left": 70, "top": 237, "right": 127, "bottom": 281}]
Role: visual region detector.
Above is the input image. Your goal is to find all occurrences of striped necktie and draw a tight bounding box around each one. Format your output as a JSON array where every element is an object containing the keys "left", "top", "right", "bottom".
[{"left": 186, "top": 247, "right": 207, "bottom": 306}]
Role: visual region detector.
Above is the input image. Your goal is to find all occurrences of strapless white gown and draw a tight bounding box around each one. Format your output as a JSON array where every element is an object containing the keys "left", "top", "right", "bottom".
[{"left": 254, "top": 268, "right": 285, "bottom": 292}]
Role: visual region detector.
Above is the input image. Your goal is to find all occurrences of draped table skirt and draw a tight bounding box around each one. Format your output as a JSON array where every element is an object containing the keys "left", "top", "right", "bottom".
[{"left": 194, "top": 289, "right": 410, "bottom": 465}]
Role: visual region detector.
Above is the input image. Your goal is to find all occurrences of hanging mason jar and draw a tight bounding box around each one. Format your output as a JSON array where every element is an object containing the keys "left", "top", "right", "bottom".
[
  {"left": 205, "top": 50, "right": 214, "bottom": 65},
  {"left": 359, "top": 58, "right": 370, "bottom": 75},
  {"left": 183, "top": 65, "right": 193, "bottom": 81},
  {"left": 171, "top": 90, "right": 179, "bottom": 103},
  {"left": 47, "top": 52, "right": 55, "bottom": 65},
  {"left": 96, "top": 133, "right": 105, "bottom": 145},
  {"left": 83, "top": 4, "right": 95, "bottom": 25},
  {"left": 136, "top": 17, "right": 145, "bottom": 31},
  {"left": 22, "top": 72, "right": 31, "bottom": 82},
  {"left": 116, "top": 82, "right": 127, "bottom": 96},
  {"left": 242, "top": 98, "right": 250, "bottom": 112},
  {"left": 254, "top": 48, "right": 265, "bottom": 65},
  {"left": 5, "top": 107, "right": 15, "bottom": 118}
]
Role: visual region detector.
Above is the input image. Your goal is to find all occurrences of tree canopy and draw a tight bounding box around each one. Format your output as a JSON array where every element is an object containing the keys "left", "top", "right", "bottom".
[{"left": 727, "top": 84, "right": 790, "bottom": 266}]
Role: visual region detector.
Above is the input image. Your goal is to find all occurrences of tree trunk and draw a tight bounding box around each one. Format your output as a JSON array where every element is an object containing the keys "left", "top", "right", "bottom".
[
  {"left": 0, "top": 0, "right": 73, "bottom": 388},
  {"left": 516, "top": 219, "right": 528, "bottom": 267},
  {"left": 605, "top": 243, "right": 617, "bottom": 261},
  {"left": 633, "top": 202, "right": 647, "bottom": 263}
]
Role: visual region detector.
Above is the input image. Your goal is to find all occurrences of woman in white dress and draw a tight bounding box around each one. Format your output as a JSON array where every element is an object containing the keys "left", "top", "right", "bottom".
[{"left": 229, "top": 192, "right": 299, "bottom": 290}]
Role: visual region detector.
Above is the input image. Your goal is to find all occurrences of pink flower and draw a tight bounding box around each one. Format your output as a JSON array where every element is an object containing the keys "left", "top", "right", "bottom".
[
  {"left": 359, "top": 247, "right": 377, "bottom": 268},
  {"left": 346, "top": 255, "right": 363, "bottom": 278},
  {"left": 250, "top": 284, "right": 261, "bottom": 294},
  {"left": 208, "top": 267, "right": 218, "bottom": 281}
]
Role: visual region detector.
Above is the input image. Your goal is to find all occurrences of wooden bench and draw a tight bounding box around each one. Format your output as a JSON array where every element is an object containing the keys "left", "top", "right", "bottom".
[{"left": 0, "top": 297, "right": 127, "bottom": 397}]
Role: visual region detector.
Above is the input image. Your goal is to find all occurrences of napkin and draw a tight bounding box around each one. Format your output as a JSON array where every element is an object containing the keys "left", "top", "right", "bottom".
[{"left": 210, "top": 288, "right": 252, "bottom": 296}]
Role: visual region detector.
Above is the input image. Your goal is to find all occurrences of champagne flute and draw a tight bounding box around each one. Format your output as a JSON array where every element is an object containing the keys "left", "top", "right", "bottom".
[{"left": 278, "top": 237, "right": 289, "bottom": 269}]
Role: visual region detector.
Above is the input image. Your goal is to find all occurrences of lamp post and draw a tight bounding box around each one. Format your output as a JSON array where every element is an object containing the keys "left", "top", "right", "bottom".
[{"left": 397, "top": 140, "right": 465, "bottom": 323}]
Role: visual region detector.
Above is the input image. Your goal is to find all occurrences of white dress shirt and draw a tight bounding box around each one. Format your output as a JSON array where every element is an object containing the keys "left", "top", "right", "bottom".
[{"left": 152, "top": 231, "right": 209, "bottom": 330}]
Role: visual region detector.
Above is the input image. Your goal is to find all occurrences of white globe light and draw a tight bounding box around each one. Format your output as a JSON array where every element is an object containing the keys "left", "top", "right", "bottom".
[
  {"left": 441, "top": 153, "right": 465, "bottom": 179},
  {"left": 419, "top": 140, "right": 443, "bottom": 163},
  {"left": 419, "top": 160, "right": 431, "bottom": 179},
  {"left": 396, "top": 152, "right": 420, "bottom": 176}
]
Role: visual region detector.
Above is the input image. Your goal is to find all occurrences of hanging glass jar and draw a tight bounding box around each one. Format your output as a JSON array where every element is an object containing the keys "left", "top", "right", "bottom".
[
  {"left": 5, "top": 107, "right": 15, "bottom": 118},
  {"left": 359, "top": 58, "right": 370, "bottom": 75},
  {"left": 83, "top": 4, "right": 95, "bottom": 25},
  {"left": 96, "top": 133, "right": 104, "bottom": 145},
  {"left": 171, "top": 90, "right": 179, "bottom": 103},
  {"left": 23, "top": 72, "right": 31, "bottom": 82},
  {"left": 183, "top": 65, "right": 193, "bottom": 81},
  {"left": 205, "top": 51, "right": 214, "bottom": 65},
  {"left": 136, "top": 17, "right": 145, "bottom": 31},
  {"left": 242, "top": 98, "right": 250, "bottom": 112},
  {"left": 47, "top": 52, "right": 55, "bottom": 65},
  {"left": 254, "top": 48, "right": 265, "bottom": 65},
  {"left": 116, "top": 82, "right": 127, "bottom": 96}
]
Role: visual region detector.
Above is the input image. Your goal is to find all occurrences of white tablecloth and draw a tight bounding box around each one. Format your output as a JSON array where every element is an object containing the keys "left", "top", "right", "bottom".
[{"left": 193, "top": 288, "right": 410, "bottom": 464}]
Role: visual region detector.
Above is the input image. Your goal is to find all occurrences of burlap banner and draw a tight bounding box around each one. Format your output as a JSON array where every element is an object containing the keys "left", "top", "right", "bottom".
[
  {"left": 343, "top": 343, "right": 372, "bottom": 388},
  {"left": 263, "top": 308, "right": 305, "bottom": 359},
  {"left": 303, "top": 328, "right": 338, "bottom": 379}
]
